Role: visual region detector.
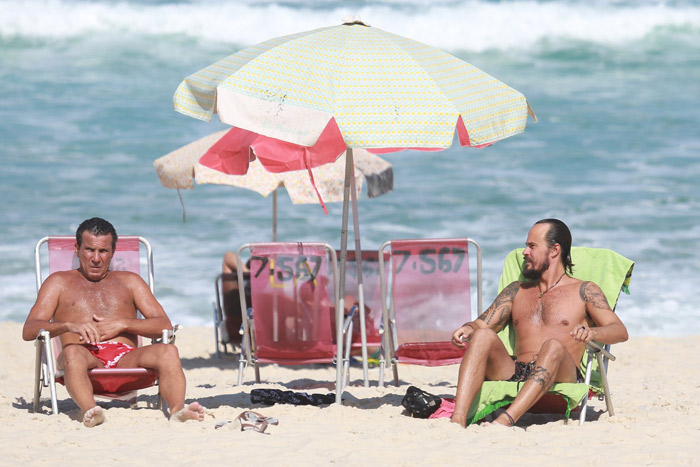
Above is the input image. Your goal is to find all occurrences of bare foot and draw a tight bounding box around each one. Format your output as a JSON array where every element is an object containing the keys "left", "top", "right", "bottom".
[
  {"left": 170, "top": 402, "right": 205, "bottom": 422},
  {"left": 483, "top": 412, "right": 517, "bottom": 427},
  {"left": 449, "top": 415, "right": 467, "bottom": 428},
  {"left": 83, "top": 406, "right": 105, "bottom": 428},
  {"left": 482, "top": 420, "right": 509, "bottom": 427}
]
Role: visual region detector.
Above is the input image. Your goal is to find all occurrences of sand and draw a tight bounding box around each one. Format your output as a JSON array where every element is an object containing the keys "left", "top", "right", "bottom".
[{"left": 1, "top": 322, "right": 698, "bottom": 466}]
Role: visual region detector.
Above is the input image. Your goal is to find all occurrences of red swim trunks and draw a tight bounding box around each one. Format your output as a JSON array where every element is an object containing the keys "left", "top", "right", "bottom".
[{"left": 84, "top": 341, "right": 135, "bottom": 368}]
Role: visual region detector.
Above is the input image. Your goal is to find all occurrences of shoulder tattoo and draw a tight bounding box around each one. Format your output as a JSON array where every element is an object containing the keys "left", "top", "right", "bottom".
[
  {"left": 477, "top": 281, "right": 518, "bottom": 327},
  {"left": 579, "top": 281, "right": 611, "bottom": 310}
]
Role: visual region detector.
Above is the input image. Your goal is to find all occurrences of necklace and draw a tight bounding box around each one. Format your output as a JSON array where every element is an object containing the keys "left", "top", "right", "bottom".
[{"left": 539, "top": 273, "right": 566, "bottom": 298}]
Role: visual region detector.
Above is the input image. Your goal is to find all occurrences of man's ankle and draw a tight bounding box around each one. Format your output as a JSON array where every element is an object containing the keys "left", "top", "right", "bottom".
[{"left": 450, "top": 414, "right": 467, "bottom": 427}]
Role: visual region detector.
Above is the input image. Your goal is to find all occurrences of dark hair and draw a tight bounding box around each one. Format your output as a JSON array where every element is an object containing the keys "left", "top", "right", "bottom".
[
  {"left": 76, "top": 217, "right": 117, "bottom": 250},
  {"left": 535, "top": 218, "right": 574, "bottom": 275}
]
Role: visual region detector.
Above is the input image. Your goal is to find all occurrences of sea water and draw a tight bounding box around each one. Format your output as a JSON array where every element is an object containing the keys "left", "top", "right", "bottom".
[{"left": 1, "top": 0, "right": 699, "bottom": 336}]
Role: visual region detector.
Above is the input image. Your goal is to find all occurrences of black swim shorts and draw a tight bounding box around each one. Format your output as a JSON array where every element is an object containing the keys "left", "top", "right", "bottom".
[{"left": 507, "top": 357, "right": 584, "bottom": 383}]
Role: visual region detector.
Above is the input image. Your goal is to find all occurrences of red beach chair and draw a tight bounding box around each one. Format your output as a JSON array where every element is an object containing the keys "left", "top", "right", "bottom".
[
  {"left": 32, "top": 236, "right": 177, "bottom": 415},
  {"left": 235, "top": 242, "right": 352, "bottom": 400},
  {"left": 378, "top": 238, "right": 482, "bottom": 386}
]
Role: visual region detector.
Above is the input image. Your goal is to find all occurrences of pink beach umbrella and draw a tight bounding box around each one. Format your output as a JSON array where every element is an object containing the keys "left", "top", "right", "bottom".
[{"left": 154, "top": 127, "right": 394, "bottom": 237}]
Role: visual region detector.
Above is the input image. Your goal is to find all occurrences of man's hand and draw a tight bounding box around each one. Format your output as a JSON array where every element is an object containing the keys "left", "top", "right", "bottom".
[
  {"left": 570, "top": 324, "right": 596, "bottom": 343},
  {"left": 66, "top": 321, "right": 101, "bottom": 345},
  {"left": 92, "top": 314, "right": 126, "bottom": 342},
  {"left": 451, "top": 323, "right": 476, "bottom": 349}
]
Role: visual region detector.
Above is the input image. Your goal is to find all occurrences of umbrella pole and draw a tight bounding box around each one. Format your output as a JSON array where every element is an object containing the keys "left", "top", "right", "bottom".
[
  {"left": 336, "top": 149, "right": 353, "bottom": 404},
  {"left": 272, "top": 189, "right": 278, "bottom": 242},
  {"left": 348, "top": 150, "right": 369, "bottom": 387}
]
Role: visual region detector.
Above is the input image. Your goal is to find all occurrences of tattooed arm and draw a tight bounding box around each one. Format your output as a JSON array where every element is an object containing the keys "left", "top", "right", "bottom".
[
  {"left": 451, "top": 281, "right": 519, "bottom": 348},
  {"left": 570, "top": 281, "right": 629, "bottom": 344}
]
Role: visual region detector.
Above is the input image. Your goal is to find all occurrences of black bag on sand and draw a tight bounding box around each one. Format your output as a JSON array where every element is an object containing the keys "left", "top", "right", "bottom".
[{"left": 401, "top": 386, "right": 442, "bottom": 418}]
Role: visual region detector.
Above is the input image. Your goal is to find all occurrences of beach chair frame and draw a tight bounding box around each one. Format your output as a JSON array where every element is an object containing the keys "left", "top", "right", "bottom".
[
  {"left": 32, "top": 236, "right": 178, "bottom": 415},
  {"left": 378, "top": 237, "right": 482, "bottom": 386}
]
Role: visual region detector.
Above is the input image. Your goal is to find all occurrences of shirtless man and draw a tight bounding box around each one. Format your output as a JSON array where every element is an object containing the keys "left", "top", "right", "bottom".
[
  {"left": 23, "top": 218, "right": 205, "bottom": 427},
  {"left": 449, "top": 219, "right": 628, "bottom": 427}
]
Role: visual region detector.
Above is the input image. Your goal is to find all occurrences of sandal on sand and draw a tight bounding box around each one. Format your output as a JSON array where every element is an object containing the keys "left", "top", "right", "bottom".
[{"left": 215, "top": 411, "right": 279, "bottom": 433}]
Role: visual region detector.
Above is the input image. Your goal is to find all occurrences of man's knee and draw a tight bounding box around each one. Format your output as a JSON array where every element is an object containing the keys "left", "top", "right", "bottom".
[
  {"left": 223, "top": 251, "right": 238, "bottom": 273},
  {"left": 469, "top": 327, "right": 499, "bottom": 345},
  {"left": 60, "top": 345, "right": 95, "bottom": 371},
  {"left": 151, "top": 343, "right": 182, "bottom": 369},
  {"left": 538, "top": 338, "right": 567, "bottom": 359},
  {"left": 462, "top": 328, "right": 501, "bottom": 358}
]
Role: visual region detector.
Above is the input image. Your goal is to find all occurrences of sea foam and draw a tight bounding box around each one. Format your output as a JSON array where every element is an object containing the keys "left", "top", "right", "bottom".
[{"left": 1, "top": 0, "right": 698, "bottom": 51}]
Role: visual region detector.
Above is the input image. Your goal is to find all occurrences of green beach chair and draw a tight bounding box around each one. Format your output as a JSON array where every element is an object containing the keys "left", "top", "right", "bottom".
[{"left": 465, "top": 247, "right": 634, "bottom": 426}]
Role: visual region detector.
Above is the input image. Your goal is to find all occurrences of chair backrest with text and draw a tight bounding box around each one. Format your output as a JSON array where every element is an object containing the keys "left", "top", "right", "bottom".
[
  {"left": 242, "top": 242, "right": 339, "bottom": 365},
  {"left": 379, "top": 238, "right": 482, "bottom": 368}
]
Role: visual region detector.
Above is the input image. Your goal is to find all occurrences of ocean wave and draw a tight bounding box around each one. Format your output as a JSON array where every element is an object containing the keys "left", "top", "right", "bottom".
[{"left": 1, "top": 0, "right": 698, "bottom": 51}]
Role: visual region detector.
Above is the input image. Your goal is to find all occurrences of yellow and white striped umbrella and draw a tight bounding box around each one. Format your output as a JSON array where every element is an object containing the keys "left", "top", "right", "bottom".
[
  {"left": 174, "top": 18, "right": 535, "bottom": 152},
  {"left": 153, "top": 129, "right": 393, "bottom": 205}
]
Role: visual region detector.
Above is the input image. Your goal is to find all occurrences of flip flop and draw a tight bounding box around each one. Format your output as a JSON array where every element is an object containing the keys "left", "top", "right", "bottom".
[
  {"left": 220, "top": 411, "right": 279, "bottom": 433},
  {"left": 214, "top": 411, "right": 280, "bottom": 432}
]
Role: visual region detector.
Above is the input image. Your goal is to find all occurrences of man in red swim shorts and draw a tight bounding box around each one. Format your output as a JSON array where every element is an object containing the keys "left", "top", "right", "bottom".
[
  {"left": 83, "top": 341, "right": 136, "bottom": 369},
  {"left": 23, "top": 218, "right": 206, "bottom": 427}
]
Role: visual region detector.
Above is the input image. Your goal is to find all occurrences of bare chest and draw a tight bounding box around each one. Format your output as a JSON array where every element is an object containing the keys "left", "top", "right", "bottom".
[
  {"left": 55, "top": 275, "right": 135, "bottom": 321},
  {"left": 512, "top": 287, "right": 585, "bottom": 328}
]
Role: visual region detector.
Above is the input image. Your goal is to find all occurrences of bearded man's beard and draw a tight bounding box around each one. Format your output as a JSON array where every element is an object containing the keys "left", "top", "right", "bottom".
[{"left": 523, "top": 258, "right": 549, "bottom": 281}]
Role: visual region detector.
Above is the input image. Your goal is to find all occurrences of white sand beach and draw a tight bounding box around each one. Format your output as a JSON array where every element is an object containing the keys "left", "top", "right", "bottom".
[{"left": 1, "top": 322, "right": 698, "bottom": 465}]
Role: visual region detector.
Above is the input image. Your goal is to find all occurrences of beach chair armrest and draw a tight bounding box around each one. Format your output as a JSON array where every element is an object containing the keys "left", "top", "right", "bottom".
[
  {"left": 586, "top": 341, "right": 615, "bottom": 361},
  {"left": 35, "top": 329, "right": 50, "bottom": 342},
  {"left": 154, "top": 324, "right": 181, "bottom": 345},
  {"left": 342, "top": 305, "right": 358, "bottom": 334}
]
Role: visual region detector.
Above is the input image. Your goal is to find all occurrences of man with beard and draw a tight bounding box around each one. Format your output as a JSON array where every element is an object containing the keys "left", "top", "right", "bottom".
[{"left": 448, "top": 219, "right": 628, "bottom": 427}]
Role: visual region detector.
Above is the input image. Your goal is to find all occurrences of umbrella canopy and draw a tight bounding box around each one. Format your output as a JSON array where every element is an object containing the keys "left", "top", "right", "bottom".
[
  {"left": 153, "top": 128, "right": 394, "bottom": 232},
  {"left": 173, "top": 18, "right": 536, "bottom": 153},
  {"left": 171, "top": 17, "right": 535, "bottom": 396}
]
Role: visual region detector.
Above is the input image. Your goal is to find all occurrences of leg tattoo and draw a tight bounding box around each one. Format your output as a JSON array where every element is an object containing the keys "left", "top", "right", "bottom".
[{"left": 526, "top": 365, "right": 553, "bottom": 388}]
